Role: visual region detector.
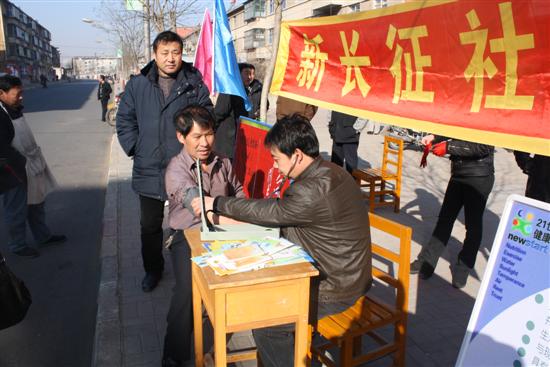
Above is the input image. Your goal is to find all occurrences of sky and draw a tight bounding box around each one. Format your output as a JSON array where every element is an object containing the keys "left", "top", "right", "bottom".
[{"left": 11, "top": 0, "right": 236, "bottom": 65}]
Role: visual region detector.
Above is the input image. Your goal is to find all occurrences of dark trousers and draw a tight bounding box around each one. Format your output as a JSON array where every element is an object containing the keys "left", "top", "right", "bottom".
[
  {"left": 331, "top": 142, "right": 359, "bottom": 174},
  {"left": 139, "top": 195, "right": 165, "bottom": 275},
  {"left": 431, "top": 175, "right": 495, "bottom": 268},
  {"left": 163, "top": 231, "right": 193, "bottom": 363},
  {"left": 252, "top": 298, "right": 356, "bottom": 367},
  {"left": 100, "top": 98, "right": 109, "bottom": 121}
]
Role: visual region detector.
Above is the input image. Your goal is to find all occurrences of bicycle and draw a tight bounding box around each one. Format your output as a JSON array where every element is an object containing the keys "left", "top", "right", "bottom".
[{"left": 106, "top": 92, "right": 123, "bottom": 127}]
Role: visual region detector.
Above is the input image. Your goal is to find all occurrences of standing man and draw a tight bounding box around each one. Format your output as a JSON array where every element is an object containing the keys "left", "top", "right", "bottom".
[
  {"left": 328, "top": 111, "right": 360, "bottom": 174},
  {"left": 116, "top": 31, "right": 212, "bottom": 292},
  {"left": 194, "top": 115, "right": 372, "bottom": 366},
  {"left": 213, "top": 62, "right": 264, "bottom": 159},
  {"left": 97, "top": 75, "right": 112, "bottom": 122},
  {"left": 514, "top": 151, "right": 550, "bottom": 203},
  {"left": 0, "top": 75, "right": 65, "bottom": 258}
]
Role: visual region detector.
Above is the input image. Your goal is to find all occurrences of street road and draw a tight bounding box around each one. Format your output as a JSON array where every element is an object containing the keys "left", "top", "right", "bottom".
[{"left": 0, "top": 80, "right": 114, "bottom": 366}]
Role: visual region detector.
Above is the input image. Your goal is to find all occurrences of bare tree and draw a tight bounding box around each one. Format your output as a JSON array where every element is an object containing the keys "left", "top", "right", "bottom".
[{"left": 96, "top": 0, "right": 201, "bottom": 78}]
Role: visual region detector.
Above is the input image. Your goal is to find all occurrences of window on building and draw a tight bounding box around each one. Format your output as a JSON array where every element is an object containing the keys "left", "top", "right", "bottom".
[
  {"left": 8, "top": 44, "right": 16, "bottom": 56},
  {"left": 7, "top": 24, "right": 16, "bottom": 37},
  {"left": 349, "top": 3, "right": 360, "bottom": 12},
  {"left": 266, "top": 28, "right": 274, "bottom": 45},
  {"left": 244, "top": 28, "right": 265, "bottom": 49},
  {"left": 244, "top": 0, "right": 265, "bottom": 21}
]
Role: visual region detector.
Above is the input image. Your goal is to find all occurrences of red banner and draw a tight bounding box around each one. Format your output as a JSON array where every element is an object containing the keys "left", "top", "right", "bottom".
[
  {"left": 233, "top": 117, "right": 289, "bottom": 198},
  {"left": 271, "top": 0, "right": 550, "bottom": 156}
]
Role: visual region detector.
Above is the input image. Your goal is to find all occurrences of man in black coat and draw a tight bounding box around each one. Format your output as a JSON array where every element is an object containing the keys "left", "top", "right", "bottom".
[
  {"left": 411, "top": 135, "right": 495, "bottom": 288},
  {"left": 328, "top": 111, "right": 360, "bottom": 174},
  {"left": 97, "top": 75, "right": 112, "bottom": 122},
  {"left": 213, "top": 62, "right": 264, "bottom": 159},
  {"left": 514, "top": 151, "right": 550, "bottom": 203},
  {"left": 116, "top": 31, "right": 212, "bottom": 293}
]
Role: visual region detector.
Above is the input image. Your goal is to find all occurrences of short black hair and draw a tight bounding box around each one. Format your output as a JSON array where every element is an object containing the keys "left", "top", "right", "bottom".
[
  {"left": 99, "top": 75, "right": 105, "bottom": 81},
  {"left": 264, "top": 114, "right": 319, "bottom": 158},
  {"left": 153, "top": 31, "right": 183, "bottom": 52},
  {"left": 174, "top": 105, "right": 215, "bottom": 137},
  {"left": 0, "top": 75, "right": 22, "bottom": 92},
  {"left": 238, "top": 63, "right": 255, "bottom": 72}
]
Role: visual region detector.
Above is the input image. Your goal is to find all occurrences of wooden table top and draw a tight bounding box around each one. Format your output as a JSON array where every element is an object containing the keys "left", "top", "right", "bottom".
[{"left": 185, "top": 228, "right": 319, "bottom": 290}]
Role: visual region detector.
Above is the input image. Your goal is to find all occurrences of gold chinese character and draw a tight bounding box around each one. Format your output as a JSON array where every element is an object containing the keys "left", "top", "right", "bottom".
[
  {"left": 386, "top": 24, "right": 434, "bottom": 104},
  {"left": 296, "top": 34, "right": 328, "bottom": 92},
  {"left": 339, "top": 30, "right": 371, "bottom": 97},
  {"left": 460, "top": 9, "right": 498, "bottom": 112},
  {"left": 485, "top": 2, "right": 534, "bottom": 110}
]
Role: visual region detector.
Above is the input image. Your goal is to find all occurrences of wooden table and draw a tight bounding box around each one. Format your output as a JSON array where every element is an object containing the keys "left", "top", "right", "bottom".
[{"left": 185, "top": 228, "right": 319, "bottom": 367}]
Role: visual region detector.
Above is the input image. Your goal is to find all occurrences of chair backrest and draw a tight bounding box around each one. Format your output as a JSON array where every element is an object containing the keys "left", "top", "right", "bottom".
[
  {"left": 381, "top": 135, "right": 404, "bottom": 176},
  {"left": 368, "top": 212, "right": 411, "bottom": 315}
]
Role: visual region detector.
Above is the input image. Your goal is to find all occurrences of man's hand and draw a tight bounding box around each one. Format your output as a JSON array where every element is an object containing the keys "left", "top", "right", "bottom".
[
  {"left": 191, "top": 196, "right": 215, "bottom": 217},
  {"left": 421, "top": 134, "right": 435, "bottom": 146},
  {"left": 432, "top": 141, "right": 447, "bottom": 156}
]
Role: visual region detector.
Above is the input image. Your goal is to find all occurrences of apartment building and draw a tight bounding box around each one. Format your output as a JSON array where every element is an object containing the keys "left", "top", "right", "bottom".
[
  {"left": 0, "top": 0, "right": 55, "bottom": 81},
  {"left": 72, "top": 56, "right": 120, "bottom": 80}
]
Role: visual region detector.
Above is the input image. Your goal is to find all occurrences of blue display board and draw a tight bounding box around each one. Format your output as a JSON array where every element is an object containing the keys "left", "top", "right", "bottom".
[{"left": 456, "top": 195, "right": 550, "bottom": 367}]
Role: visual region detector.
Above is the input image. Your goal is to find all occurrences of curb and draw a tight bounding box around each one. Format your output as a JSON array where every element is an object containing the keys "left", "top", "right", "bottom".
[{"left": 92, "top": 134, "right": 122, "bottom": 367}]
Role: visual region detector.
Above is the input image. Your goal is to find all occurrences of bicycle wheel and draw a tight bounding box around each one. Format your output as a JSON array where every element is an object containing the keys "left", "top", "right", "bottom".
[{"left": 106, "top": 108, "right": 117, "bottom": 126}]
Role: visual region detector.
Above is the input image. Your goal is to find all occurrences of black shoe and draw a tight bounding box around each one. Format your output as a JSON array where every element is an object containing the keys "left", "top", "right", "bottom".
[
  {"left": 41, "top": 234, "right": 67, "bottom": 247},
  {"left": 13, "top": 247, "right": 40, "bottom": 258},
  {"left": 410, "top": 259, "right": 435, "bottom": 279},
  {"left": 141, "top": 272, "right": 162, "bottom": 292}
]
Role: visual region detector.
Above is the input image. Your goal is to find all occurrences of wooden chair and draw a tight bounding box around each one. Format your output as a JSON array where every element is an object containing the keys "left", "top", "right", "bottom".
[
  {"left": 310, "top": 213, "right": 412, "bottom": 367},
  {"left": 352, "top": 136, "right": 404, "bottom": 213}
]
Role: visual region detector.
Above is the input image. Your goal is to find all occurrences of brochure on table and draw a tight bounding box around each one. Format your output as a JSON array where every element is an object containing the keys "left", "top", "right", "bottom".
[
  {"left": 196, "top": 158, "right": 280, "bottom": 241},
  {"left": 456, "top": 195, "right": 550, "bottom": 367}
]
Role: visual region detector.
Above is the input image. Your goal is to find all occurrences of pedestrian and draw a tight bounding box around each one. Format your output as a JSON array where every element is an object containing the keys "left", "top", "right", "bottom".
[
  {"left": 97, "top": 75, "right": 112, "bottom": 122},
  {"left": 116, "top": 31, "right": 212, "bottom": 293},
  {"left": 328, "top": 111, "right": 360, "bottom": 174},
  {"left": 162, "top": 105, "right": 243, "bottom": 367},
  {"left": 0, "top": 75, "right": 66, "bottom": 258},
  {"left": 513, "top": 151, "right": 550, "bottom": 203},
  {"left": 411, "top": 135, "right": 495, "bottom": 288},
  {"left": 213, "top": 62, "right": 265, "bottom": 159},
  {"left": 275, "top": 96, "right": 318, "bottom": 122},
  {"left": 193, "top": 114, "right": 372, "bottom": 367}
]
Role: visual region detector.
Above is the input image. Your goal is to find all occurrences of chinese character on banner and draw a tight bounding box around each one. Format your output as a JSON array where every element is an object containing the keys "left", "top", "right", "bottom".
[
  {"left": 460, "top": 2, "right": 534, "bottom": 112},
  {"left": 385, "top": 24, "right": 434, "bottom": 104},
  {"left": 339, "top": 30, "right": 371, "bottom": 97},
  {"left": 296, "top": 34, "right": 328, "bottom": 92}
]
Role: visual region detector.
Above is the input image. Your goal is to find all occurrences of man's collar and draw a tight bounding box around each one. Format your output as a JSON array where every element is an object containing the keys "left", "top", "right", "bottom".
[
  {"left": 294, "top": 156, "right": 322, "bottom": 181},
  {"left": 179, "top": 148, "right": 220, "bottom": 174}
]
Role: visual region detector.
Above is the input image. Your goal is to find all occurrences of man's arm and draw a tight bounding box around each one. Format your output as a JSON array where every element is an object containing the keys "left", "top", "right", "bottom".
[
  {"left": 115, "top": 81, "right": 138, "bottom": 157},
  {"left": 447, "top": 140, "right": 493, "bottom": 158},
  {"left": 196, "top": 81, "right": 213, "bottom": 113},
  {"left": 213, "top": 94, "right": 232, "bottom": 131}
]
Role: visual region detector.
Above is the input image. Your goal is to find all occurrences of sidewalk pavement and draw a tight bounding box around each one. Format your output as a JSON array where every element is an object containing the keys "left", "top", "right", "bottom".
[{"left": 92, "top": 106, "right": 526, "bottom": 367}]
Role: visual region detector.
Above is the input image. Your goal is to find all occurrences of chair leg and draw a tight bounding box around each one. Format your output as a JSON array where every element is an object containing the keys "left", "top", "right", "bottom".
[
  {"left": 340, "top": 337, "right": 354, "bottom": 367},
  {"left": 393, "top": 320, "right": 407, "bottom": 367},
  {"left": 368, "top": 180, "right": 376, "bottom": 212},
  {"left": 380, "top": 180, "right": 386, "bottom": 203}
]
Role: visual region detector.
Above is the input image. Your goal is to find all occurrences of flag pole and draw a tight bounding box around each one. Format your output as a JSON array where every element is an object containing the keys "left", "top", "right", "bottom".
[{"left": 211, "top": 0, "right": 216, "bottom": 94}]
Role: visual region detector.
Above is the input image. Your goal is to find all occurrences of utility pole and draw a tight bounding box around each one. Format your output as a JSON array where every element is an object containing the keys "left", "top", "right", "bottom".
[{"left": 144, "top": 0, "right": 151, "bottom": 61}]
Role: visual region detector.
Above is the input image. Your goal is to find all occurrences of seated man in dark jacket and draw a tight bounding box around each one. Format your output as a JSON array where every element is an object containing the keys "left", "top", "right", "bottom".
[
  {"left": 194, "top": 114, "right": 372, "bottom": 367},
  {"left": 411, "top": 135, "right": 495, "bottom": 288}
]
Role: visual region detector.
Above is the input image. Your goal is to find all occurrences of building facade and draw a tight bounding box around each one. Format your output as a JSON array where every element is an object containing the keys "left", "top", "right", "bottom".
[
  {"left": 71, "top": 56, "right": 120, "bottom": 80},
  {"left": 0, "top": 0, "right": 55, "bottom": 81}
]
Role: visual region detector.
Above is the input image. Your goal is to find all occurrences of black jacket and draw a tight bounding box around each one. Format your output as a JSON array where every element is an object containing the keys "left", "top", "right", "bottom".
[
  {"left": 97, "top": 81, "right": 112, "bottom": 100},
  {"left": 116, "top": 61, "right": 212, "bottom": 200},
  {"left": 213, "top": 79, "right": 265, "bottom": 159},
  {"left": 215, "top": 157, "right": 373, "bottom": 302},
  {"left": 328, "top": 111, "right": 359, "bottom": 144},
  {"left": 0, "top": 104, "right": 26, "bottom": 193},
  {"left": 435, "top": 137, "right": 494, "bottom": 177},
  {"left": 514, "top": 151, "right": 550, "bottom": 203}
]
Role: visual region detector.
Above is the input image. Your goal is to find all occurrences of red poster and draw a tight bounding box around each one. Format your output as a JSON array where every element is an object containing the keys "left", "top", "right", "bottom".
[
  {"left": 271, "top": 0, "right": 550, "bottom": 156},
  {"left": 234, "top": 117, "right": 289, "bottom": 198}
]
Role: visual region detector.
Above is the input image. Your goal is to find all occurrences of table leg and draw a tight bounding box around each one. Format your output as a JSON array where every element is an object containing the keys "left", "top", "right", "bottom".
[
  {"left": 295, "top": 278, "right": 310, "bottom": 367},
  {"left": 214, "top": 291, "right": 227, "bottom": 367},
  {"left": 192, "top": 267, "right": 204, "bottom": 367}
]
